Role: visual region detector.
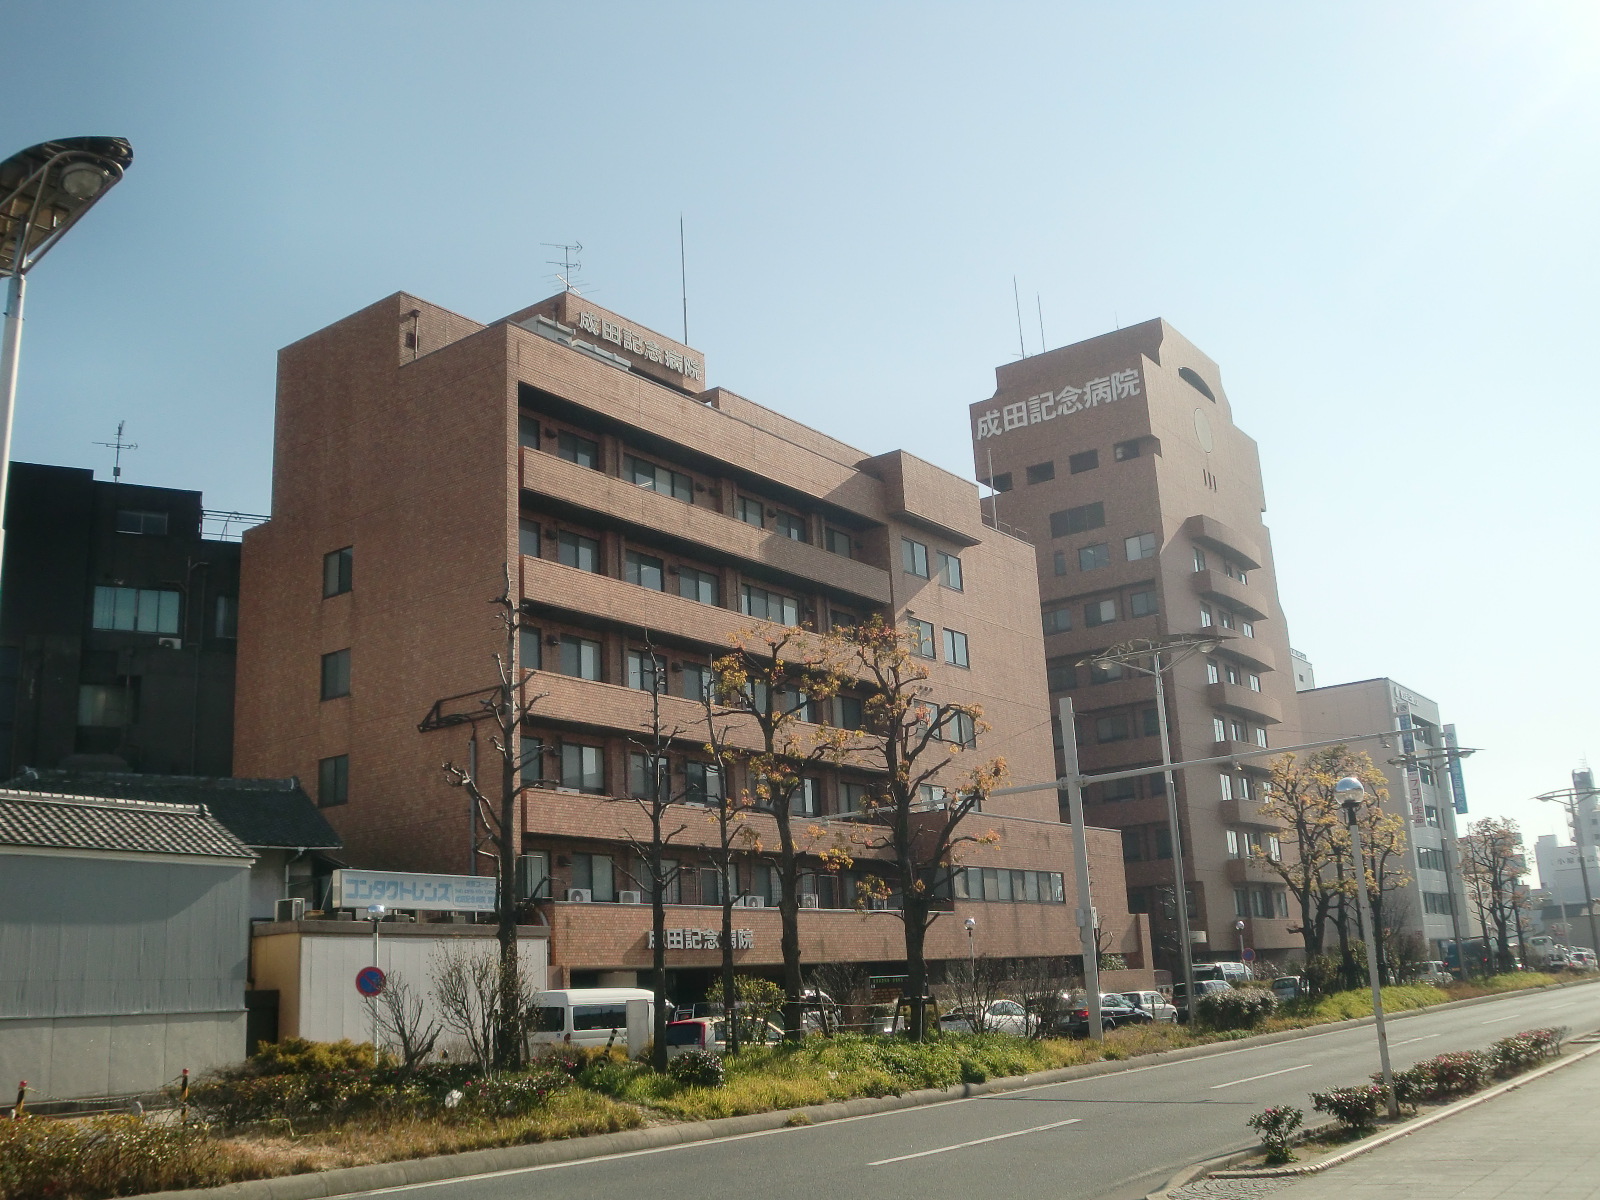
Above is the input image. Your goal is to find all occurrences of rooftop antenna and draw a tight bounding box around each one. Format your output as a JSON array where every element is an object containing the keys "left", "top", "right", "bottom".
[
  {"left": 93, "top": 420, "right": 137, "bottom": 482},
  {"left": 1012, "top": 276, "right": 1026, "bottom": 358},
  {"left": 1036, "top": 293, "right": 1046, "bottom": 354},
  {"left": 541, "top": 241, "right": 584, "bottom": 294},
  {"left": 679, "top": 214, "right": 688, "bottom": 344}
]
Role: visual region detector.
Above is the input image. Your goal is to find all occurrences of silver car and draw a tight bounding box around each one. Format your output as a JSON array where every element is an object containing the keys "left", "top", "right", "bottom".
[
  {"left": 938, "top": 998, "right": 1034, "bottom": 1036},
  {"left": 1120, "top": 989, "right": 1177, "bottom": 1023}
]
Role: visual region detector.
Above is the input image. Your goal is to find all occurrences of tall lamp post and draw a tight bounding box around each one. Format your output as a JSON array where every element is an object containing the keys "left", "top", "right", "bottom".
[
  {"left": 0, "top": 137, "right": 133, "bottom": 589},
  {"left": 367, "top": 903, "right": 386, "bottom": 1062},
  {"left": 1081, "top": 634, "right": 1220, "bottom": 1023},
  {"left": 1389, "top": 742, "right": 1479, "bottom": 978},
  {"left": 1536, "top": 783, "right": 1600, "bottom": 958},
  {"left": 1335, "top": 775, "right": 1399, "bottom": 1119},
  {"left": 964, "top": 916, "right": 977, "bottom": 971}
]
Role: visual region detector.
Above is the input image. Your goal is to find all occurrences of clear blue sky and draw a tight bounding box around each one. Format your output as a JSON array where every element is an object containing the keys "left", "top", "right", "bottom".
[{"left": 5, "top": 1, "right": 1596, "bottom": 852}]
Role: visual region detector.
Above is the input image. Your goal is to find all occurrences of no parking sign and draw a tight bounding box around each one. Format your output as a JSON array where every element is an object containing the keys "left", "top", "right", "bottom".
[{"left": 356, "top": 966, "right": 387, "bottom": 997}]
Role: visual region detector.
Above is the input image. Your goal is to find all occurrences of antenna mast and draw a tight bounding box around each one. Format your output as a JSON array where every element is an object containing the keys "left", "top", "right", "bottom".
[
  {"left": 1012, "top": 277, "right": 1025, "bottom": 358},
  {"left": 541, "top": 241, "right": 584, "bottom": 294},
  {"left": 679, "top": 215, "right": 689, "bottom": 344},
  {"left": 93, "top": 421, "right": 138, "bottom": 482}
]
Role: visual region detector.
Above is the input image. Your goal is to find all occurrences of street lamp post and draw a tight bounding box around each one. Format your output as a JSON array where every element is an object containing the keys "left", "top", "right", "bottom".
[
  {"left": 1081, "top": 635, "right": 1220, "bottom": 1024},
  {"left": 1335, "top": 776, "right": 1398, "bottom": 1119},
  {"left": 1235, "top": 919, "right": 1246, "bottom": 963},
  {"left": 367, "top": 903, "right": 386, "bottom": 1062},
  {"left": 0, "top": 137, "right": 132, "bottom": 592},
  {"left": 1536, "top": 784, "right": 1600, "bottom": 958},
  {"left": 965, "top": 916, "right": 977, "bottom": 971}
]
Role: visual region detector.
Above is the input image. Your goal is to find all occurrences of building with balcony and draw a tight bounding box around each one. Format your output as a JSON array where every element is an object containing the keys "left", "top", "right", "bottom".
[
  {"left": 234, "top": 290, "right": 1150, "bottom": 994},
  {"left": 1297, "top": 677, "right": 1473, "bottom": 961},
  {"left": 967, "top": 320, "right": 1305, "bottom": 973},
  {"left": 0, "top": 462, "right": 249, "bottom": 779}
]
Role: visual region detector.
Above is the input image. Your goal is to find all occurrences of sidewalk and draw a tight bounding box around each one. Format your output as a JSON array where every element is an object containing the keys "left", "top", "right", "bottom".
[{"left": 1217, "top": 1046, "right": 1600, "bottom": 1200}]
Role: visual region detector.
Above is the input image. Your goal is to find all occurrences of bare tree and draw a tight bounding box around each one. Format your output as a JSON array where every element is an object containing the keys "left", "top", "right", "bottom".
[
  {"left": 365, "top": 971, "right": 441, "bottom": 1069},
  {"left": 435, "top": 571, "right": 545, "bottom": 1070},
  {"left": 1460, "top": 817, "right": 1528, "bottom": 973},
  {"left": 612, "top": 636, "right": 689, "bottom": 1071},
  {"left": 944, "top": 954, "right": 1009, "bottom": 1033},
  {"left": 433, "top": 942, "right": 526, "bottom": 1073},
  {"left": 830, "top": 615, "right": 1007, "bottom": 1041},
  {"left": 699, "top": 690, "right": 757, "bottom": 1052},
  {"left": 708, "top": 625, "right": 854, "bottom": 1040}
]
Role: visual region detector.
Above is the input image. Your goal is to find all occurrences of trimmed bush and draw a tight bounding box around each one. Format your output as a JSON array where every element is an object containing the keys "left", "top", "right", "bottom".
[
  {"left": 246, "top": 1037, "right": 375, "bottom": 1076},
  {"left": 1193, "top": 986, "right": 1277, "bottom": 1031},
  {"left": 1491, "top": 1027, "right": 1566, "bottom": 1076},
  {"left": 667, "top": 1050, "right": 726, "bottom": 1089},
  {"left": 1311, "top": 1084, "right": 1384, "bottom": 1131},
  {"left": 0, "top": 1114, "right": 223, "bottom": 1200},
  {"left": 1246, "top": 1105, "right": 1303, "bottom": 1164}
]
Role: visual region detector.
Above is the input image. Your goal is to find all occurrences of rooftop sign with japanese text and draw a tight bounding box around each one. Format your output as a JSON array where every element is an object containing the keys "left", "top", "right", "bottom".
[
  {"left": 975, "top": 367, "right": 1142, "bottom": 441},
  {"left": 330, "top": 869, "right": 497, "bottom": 912}
]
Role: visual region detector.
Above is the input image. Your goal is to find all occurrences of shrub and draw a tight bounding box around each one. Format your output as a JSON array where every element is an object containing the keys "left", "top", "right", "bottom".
[
  {"left": 1247, "top": 1105, "right": 1303, "bottom": 1164},
  {"left": 1193, "top": 986, "right": 1277, "bottom": 1030},
  {"left": 1422, "top": 1050, "right": 1492, "bottom": 1097},
  {"left": 247, "top": 1037, "right": 375, "bottom": 1076},
  {"left": 578, "top": 1056, "right": 645, "bottom": 1096},
  {"left": 1491, "top": 1027, "right": 1566, "bottom": 1076},
  {"left": 0, "top": 1114, "right": 224, "bottom": 1200},
  {"left": 1310, "top": 1084, "right": 1384, "bottom": 1131},
  {"left": 667, "top": 1050, "right": 727, "bottom": 1089}
]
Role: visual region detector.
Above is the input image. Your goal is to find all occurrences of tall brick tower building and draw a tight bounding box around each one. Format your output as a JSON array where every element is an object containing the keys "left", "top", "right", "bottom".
[
  {"left": 235, "top": 290, "right": 1150, "bottom": 992},
  {"left": 968, "top": 320, "right": 1303, "bottom": 974}
]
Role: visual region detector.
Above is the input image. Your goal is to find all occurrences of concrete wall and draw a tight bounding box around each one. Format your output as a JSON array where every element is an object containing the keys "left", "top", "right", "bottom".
[
  {"left": 0, "top": 848, "right": 250, "bottom": 1100},
  {"left": 250, "top": 922, "right": 548, "bottom": 1053}
]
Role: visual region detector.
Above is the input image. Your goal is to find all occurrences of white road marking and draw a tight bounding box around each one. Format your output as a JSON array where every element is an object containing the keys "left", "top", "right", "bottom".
[
  {"left": 1393, "top": 1034, "right": 1442, "bottom": 1046},
  {"left": 1209, "top": 1064, "right": 1312, "bottom": 1090},
  {"left": 867, "top": 1118, "right": 1082, "bottom": 1165},
  {"left": 1479, "top": 1015, "right": 1525, "bottom": 1024}
]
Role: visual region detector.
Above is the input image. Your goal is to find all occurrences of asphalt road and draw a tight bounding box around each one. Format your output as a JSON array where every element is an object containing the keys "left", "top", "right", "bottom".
[{"left": 355, "top": 983, "right": 1600, "bottom": 1200}]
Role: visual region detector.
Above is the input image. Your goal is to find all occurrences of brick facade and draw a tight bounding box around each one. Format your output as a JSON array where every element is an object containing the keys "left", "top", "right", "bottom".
[{"left": 236, "top": 291, "right": 1150, "bottom": 989}]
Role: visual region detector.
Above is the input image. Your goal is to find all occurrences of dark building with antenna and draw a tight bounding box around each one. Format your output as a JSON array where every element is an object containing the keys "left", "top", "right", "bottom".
[{"left": 0, "top": 461, "right": 255, "bottom": 777}]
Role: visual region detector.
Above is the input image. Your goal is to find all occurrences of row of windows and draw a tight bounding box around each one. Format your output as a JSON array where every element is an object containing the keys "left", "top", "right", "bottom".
[
  {"left": 1052, "top": 532, "right": 1157, "bottom": 576},
  {"left": 1121, "top": 824, "right": 1174, "bottom": 862},
  {"left": 1417, "top": 846, "right": 1448, "bottom": 872},
  {"left": 983, "top": 439, "right": 1143, "bottom": 493},
  {"left": 952, "top": 867, "right": 1067, "bottom": 904},
  {"left": 525, "top": 851, "right": 908, "bottom": 911},
  {"left": 1048, "top": 501, "right": 1104, "bottom": 538},
  {"left": 522, "top": 410, "right": 862, "bottom": 561},
  {"left": 1191, "top": 544, "right": 1248, "bottom": 584},
  {"left": 1234, "top": 886, "right": 1290, "bottom": 918},
  {"left": 1423, "top": 891, "right": 1455, "bottom": 915},
  {"left": 1218, "top": 773, "right": 1261, "bottom": 802},
  {"left": 1212, "top": 714, "right": 1269, "bottom": 747},
  {"left": 1042, "top": 588, "right": 1157, "bottom": 635},
  {"left": 89, "top": 587, "right": 237, "bottom": 640},
  {"left": 1226, "top": 829, "right": 1281, "bottom": 860},
  {"left": 901, "top": 538, "right": 963, "bottom": 590},
  {"left": 904, "top": 618, "right": 970, "bottom": 668},
  {"left": 1199, "top": 602, "right": 1255, "bottom": 638},
  {"left": 1207, "top": 659, "right": 1262, "bottom": 691}
]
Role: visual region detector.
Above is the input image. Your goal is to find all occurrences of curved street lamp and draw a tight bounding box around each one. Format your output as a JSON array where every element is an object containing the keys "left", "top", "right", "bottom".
[
  {"left": 1335, "top": 774, "right": 1399, "bottom": 1118},
  {"left": 1535, "top": 784, "right": 1600, "bottom": 958},
  {"left": 0, "top": 136, "right": 133, "bottom": 585},
  {"left": 1079, "top": 633, "right": 1222, "bottom": 1025}
]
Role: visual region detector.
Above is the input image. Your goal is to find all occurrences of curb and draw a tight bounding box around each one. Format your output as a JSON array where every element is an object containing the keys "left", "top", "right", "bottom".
[
  {"left": 137, "top": 977, "right": 1600, "bottom": 1200},
  {"left": 1144, "top": 1026, "right": 1600, "bottom": 1198}
]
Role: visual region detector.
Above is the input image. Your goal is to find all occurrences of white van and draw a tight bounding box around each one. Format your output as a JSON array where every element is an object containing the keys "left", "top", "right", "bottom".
[
  {"left": 1192, "top": 961, "right": 1254, "bottom": 986},
  {"left": 528, "top": 988, "right": 655, "bottom": 1047}
]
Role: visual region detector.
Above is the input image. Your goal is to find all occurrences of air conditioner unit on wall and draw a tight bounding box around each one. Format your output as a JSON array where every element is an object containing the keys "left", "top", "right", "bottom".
[
  {"left": 565, "top": 888, "right": 593, "bottom": 903},
  {"left": 738, "top": 896, "right": 765, "bottom": 908},
  {"left": 157, "top": 637, "right": 182, "bottom": 650},
  {"left": 868, "top": 898, "right": 890, "bottom": 911},
  {"left": 799, "top": 895, "right": 819, "bottom": 909},
  {"left": 618, "top": 890, "right": 642, "bottom": 905},
  {"left": 274, "top": 897, "right": 305, "bottom": 922}
]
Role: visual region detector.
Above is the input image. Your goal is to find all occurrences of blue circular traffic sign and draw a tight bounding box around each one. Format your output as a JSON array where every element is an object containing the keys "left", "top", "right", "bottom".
[{"left": 356, "top": 966, "right": 387, "bottom": 997}]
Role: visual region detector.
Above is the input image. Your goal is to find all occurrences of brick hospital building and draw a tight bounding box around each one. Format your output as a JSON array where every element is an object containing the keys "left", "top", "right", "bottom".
[
  {"left": 235, "top": 290, "right": 1151, "bottom": 993},
  {"left": 968, "top": 320, "right": 1305, "bottom": 975}
]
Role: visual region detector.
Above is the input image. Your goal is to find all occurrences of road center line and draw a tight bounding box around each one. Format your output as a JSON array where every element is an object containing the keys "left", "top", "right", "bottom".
[
  {"left": 1393, "top": 1034, "right": 1441, "bottom": 1046},
  {"left": 1479, "top": 1015, "right": 1525, "bottom": 1024},
  {"left": 867, "top": 1118, "right": 1082, "bottom": 1165},
  {"left": 1209, "top": 1064, "right": 1312, "bottom": 1090}
]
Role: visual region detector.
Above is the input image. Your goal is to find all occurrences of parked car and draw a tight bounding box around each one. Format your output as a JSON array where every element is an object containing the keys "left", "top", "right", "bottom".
[
  {"left": 1172, "top": 979, "right": 1232, "bottom": 1023},
  {"left": 1060, "top": 992, "right": 1154, "bottom": 1037},
  {"left": 1120, "top": 989, "right": 1178, "bottom": 1023},
  {"left": 1192, "top": 961, "right": 1255, "bottom": 985},
  {"left": 663, "top": 1017, "right": 787, "bottom": 1056},
  {"left": 1270, "top": 975, "right": 1307, "bottom": 1003},
  {"left": 1410, "top": 961, "right": 1454, "bottom": 986},
  {"left": 1568, "top": 949, "right": 1598, "bottom": 972},
  {"left": 938, "top": 998, "right": 1033, "bottom": 1036}
]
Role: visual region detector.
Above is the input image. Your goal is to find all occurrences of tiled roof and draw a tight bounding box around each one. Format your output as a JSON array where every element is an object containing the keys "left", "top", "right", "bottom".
[
  {"left": 0, "top": 789, "right": 255, "bottom": 859},
  {"left": 5, "top": 770, "right": 343, "bottom": 851}
]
